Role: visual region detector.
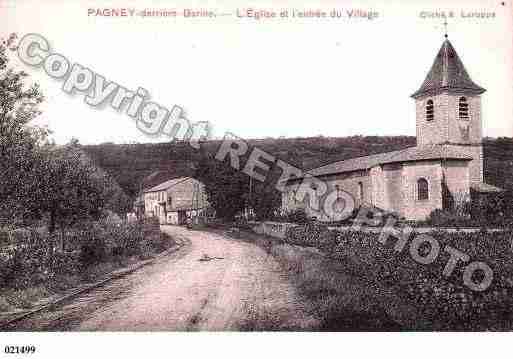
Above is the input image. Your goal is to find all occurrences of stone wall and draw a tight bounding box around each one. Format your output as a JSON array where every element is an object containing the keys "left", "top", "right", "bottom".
[
  {"left": 446, "top": 144, "right": 483, "bottom": 184},
  {"left": 416, "top": 92, "right": 483, "bottom": 185},
  {"left": 416, "top": 93, "right": 482, "bottom": 145},
  {"left": 324, "top": 171, "right": 371, "bottom": 207},
  {"left": 402, "top": 160, "right": 443, "bottom": 220},
  {"left": 282, "top": 159, "right": 471, "bottom": 222},
  {"left": 282, "top": 171, "right": 371, "bottom": 221},
  {"left": 446, "top": 95, "right": 482, "bottom": 145},
  {"left": 252, "top": 221, "right": 298, "bottom": 239},
  {"left": 442, "top": 160, "right": 471, "bottom": 210},
  {"left": 383, "top": 163, "right": 405, "bottom": 215},
  {"left": 370, "top": 166, "right": 385, "bottom": 209},
  {"left": 416, "top": 93, "right": 450, "bottom": 145}
]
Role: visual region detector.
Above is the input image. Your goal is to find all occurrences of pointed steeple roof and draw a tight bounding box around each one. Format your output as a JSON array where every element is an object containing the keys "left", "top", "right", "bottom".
[{"left": 411, "top": 39, "right": 486, "bottom": 99}]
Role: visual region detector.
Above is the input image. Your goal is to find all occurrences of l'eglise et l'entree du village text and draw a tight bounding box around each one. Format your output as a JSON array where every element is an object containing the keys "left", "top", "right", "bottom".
[{"left": 235, "top": 8, "right": 380, "bottom": 20}]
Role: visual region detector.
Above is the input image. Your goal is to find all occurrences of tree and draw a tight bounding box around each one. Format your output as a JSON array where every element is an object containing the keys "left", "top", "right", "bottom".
[
  {"left": 194, "top": 146, "right": 249, "bottom": 221},
  {"left": 247, "top": 182, "right": 281, "bottom": 221},
  {"left": 68, "top": 139, "right": 132, "bottom": 217},
  {"left": 35, "top": 143, "right": 108, "bottom": 234},
  {"left": 0, "top": 33, "right": 48, "bottom": 224},
  {"left": 1, "top": 35, "right": 129, "bottom": 232}
]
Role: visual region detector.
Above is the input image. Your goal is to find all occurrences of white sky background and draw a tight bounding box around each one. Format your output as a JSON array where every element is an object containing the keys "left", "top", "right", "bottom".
[{"left": 2, "top": 0, "right": 512, "bottom": 144}]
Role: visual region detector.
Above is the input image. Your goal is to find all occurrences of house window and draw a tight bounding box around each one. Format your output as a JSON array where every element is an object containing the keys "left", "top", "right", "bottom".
[
  {"left": 358, "top": 182, "right": 364, "bottom": 201},
  {"left": 459, "top": 97, "right": 469, "bottom": 120},
  {"left": 291, "top": 190, "right": 297, "bottom": 204},
  {"left": 426, "top": 99, "right": 434, "bottom": 121},
  {"left": 417, "top": 178, "right": 429, "bottom": 201}
]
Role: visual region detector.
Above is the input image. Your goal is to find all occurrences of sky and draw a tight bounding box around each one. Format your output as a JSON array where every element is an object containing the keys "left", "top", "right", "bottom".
[{"left": 2, "top": 0, "right": 512, "bottom": 144}]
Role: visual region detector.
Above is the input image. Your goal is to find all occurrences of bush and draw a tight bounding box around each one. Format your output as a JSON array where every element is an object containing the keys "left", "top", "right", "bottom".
[
  {"left": 0, "top": 218, "right": 170, "bottom": 292},
  {"left": 475, "top": 190, "right": 513, "bottom": 227},
  {"left": 427, "top": 209, "right": 473, "bottom": 228},
  {"left": 53, "top": 250, "right": 80, "bottom": 276},
  {"left": 0, "top": 229, "right": 52, "bottom": 290},
  {"left": 284, "top": 209, "right": 309, "bottom": 224},
  {"left": 285, "top": 222, "right": 338, "bottom": 253},
  {"left": 79, "top": 237, "right": 107, "bottom": 267},
  {"left": 0, "top": 228, "right": 10, "bottom": 247}
]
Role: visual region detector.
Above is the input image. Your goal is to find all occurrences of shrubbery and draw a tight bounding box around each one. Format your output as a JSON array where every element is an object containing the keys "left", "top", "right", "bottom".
[
  {"left": 0, "top": 218, "right": 173, "bottom": 292},
  {"left": 284, "top": 209, "right": 310, "bottom": 224},
  {"left": 274, "top": 208, "right": 312, "bottom": 224},
  {"left": 285, "top": 222, "right": 513, "bottom": 330},
  {"left": 425, "top": 209, "right": 474, "bottom": 228},
  {"left": 424, "top": 190, "right": 513, "bottom": 228},
  {"left": 285, "top": 222, "right": 338, "bottom": 252}
]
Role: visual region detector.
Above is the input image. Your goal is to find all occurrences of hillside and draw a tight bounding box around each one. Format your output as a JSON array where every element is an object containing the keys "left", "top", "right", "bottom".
[{"left": 82, "top": 136, "right": 513, "bottom": 200}]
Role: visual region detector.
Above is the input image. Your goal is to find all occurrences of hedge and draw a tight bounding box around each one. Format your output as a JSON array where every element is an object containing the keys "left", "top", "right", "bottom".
[
  {"left": 285, "top": 222, "right": 513, "bottom": 330},
  {"left": 0, "top": 218, "right": 171, "bottom": 291}
]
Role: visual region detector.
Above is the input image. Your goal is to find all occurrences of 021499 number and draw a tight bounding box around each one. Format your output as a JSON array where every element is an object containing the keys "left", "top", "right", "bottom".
[{"left": 4, "top": 346, "right": 36, "bottom": 354}]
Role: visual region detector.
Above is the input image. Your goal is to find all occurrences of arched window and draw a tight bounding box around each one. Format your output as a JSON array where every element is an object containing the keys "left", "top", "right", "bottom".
[
  {"left": 426, "top": 99, "right": 434, "bottom": 121},
  {"left": 459, "top": 97, "right": 469, "bottom": 120},
  {"left": 417, "top": 178, "right": 429, "bottom": 201}
]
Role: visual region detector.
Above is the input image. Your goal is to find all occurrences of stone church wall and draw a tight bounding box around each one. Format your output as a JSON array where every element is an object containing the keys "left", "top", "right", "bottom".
[
  {"left": 442, "top": 160, "right": 471, "bottom": 209},
  {"left": 324, "top": 172, "right": 371, "bottom": 207},
  {"left": 370, "top": 166, "right": 385, "bottom": 209},
  {"left": 382, "top": 164, "right": 405, "bottom": 215},
  {"left": 416, "top": 93, "right": 483, "bottom": 184},
  {"left": 416, "top": 94, "right": 450, "bottom": 145},
  {"left": 402, "top": 160, "right": 443, "bottom": 220},
  {"left": 282, "top": 171, "right": 372, "bottom": 220},
  {"left": 446, "top": 95, "right": 482, "bottom": 145},
  {"left": 445, "top": 144, "right": 483, "bottom": 184}
]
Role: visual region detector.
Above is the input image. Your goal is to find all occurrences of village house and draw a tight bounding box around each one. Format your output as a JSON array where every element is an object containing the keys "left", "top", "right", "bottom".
[
  {"left": 143, "top": 177, "right": 209, "bottom": 225},
  {"left": 282, "top": 36, "right": 501, "bottom": 221}
]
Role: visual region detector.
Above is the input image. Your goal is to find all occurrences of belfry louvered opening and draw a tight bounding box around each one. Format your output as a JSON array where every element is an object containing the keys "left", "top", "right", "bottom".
[
  {"left": 459, "top": 97, "right": 469, "bottom": 120},
  {"left": 426, "top": 99, "right": 434, "bottom": 121}
]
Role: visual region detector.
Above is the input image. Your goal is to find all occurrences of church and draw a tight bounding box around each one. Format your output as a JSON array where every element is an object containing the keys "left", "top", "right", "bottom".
[{"left": 282, "top": 35, "right": 502, "bottom": 221}]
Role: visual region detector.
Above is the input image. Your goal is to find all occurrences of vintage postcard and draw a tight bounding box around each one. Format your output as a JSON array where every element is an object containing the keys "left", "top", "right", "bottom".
[{"left": 0, "top": 0, "right": 512, "bottom": 357}]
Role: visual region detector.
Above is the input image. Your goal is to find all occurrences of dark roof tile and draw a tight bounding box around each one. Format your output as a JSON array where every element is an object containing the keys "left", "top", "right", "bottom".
[
  {"left": 411, "top": 39, "right": 485, "bottom": 98},
  {"left": 144, "top": 177, "right": 192, "bottom": 193},
  {"left": 308, "top": 145, "right": 472, "bottom": 178}
]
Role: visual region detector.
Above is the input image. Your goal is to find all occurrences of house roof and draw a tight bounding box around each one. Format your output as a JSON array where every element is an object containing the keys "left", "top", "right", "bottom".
[
  {"left": 411, "top": 39, "right": 486, "bottom": 99},
  {"left": 306, "top": 145, "right": 473, "bottom": 178},
  {"left": 144, "top": 177, "right": 192, "bottom": 193}
]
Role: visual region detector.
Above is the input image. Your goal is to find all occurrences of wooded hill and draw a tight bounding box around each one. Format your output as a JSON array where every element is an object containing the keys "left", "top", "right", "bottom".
[{"left": 82, "top": 136, "right": 513, "bottom": 201}]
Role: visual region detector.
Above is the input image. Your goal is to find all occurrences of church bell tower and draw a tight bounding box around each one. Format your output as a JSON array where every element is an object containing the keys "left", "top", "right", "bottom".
[{"left": 411, "top": 36, "right": 486, "bottom": 184}]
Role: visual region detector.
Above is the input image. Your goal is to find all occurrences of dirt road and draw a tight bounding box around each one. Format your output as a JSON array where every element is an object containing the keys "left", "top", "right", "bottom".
[{"left": 8, "top": 226, "right": 315, "bottom": 331}]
